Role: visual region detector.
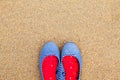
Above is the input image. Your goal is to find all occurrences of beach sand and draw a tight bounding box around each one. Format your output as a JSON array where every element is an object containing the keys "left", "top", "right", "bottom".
[{"left": 0, "top": 0, "right": 120, "bottom": 80}]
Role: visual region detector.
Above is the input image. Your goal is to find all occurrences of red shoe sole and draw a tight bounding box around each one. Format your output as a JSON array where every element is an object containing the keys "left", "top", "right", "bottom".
[
  {"left": 42, "top": 56, "right": 58, "bottom": 80},
  {"left": 62, "top": 56, "right": 80, "bottom": 80}
]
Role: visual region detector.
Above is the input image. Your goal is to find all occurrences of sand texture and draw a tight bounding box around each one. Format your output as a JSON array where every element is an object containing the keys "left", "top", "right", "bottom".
[{"left": 0, "top": 0, "right": 120, "bottom": 80}]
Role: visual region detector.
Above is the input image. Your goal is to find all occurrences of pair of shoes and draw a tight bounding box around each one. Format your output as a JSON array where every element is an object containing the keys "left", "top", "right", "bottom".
[{"left": 39, "top": 42, "right": 82, "bottom": 80}]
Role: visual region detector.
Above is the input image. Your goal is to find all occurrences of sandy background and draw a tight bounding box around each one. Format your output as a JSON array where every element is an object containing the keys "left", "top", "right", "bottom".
[{"left": 0, "top": 0, "right": 120, "bottom": 80}]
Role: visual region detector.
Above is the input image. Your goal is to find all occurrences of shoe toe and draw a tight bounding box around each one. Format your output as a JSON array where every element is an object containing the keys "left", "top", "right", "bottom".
[
  {"left": 41, "top": 42, "right": 59, "bottom": 55},
  {"left": 62, "top": 42, "right": 80, "bottom": 57}
]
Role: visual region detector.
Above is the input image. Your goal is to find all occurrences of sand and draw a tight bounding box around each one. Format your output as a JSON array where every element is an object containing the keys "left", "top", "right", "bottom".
[{"left": 0, "top": 0, "right": 120, "bottom": 80}]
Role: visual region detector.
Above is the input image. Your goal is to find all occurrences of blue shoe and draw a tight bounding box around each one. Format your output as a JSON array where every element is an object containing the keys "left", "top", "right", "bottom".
[
  {"left": 39, "top": 42, "right": 60, "bottom": 80},
  {"left": 58, "top": 42, "right": 82, "bottom": 80}
]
